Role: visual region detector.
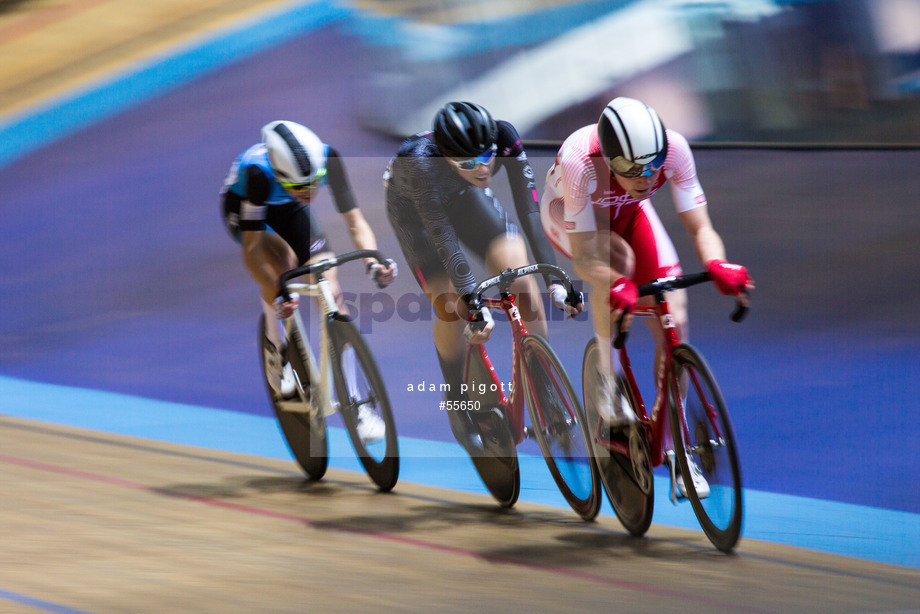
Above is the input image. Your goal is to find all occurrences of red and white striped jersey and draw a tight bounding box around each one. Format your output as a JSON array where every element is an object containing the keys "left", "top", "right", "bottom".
[{"left": 540, "top": 124, "right": 706, "bottom": 236}]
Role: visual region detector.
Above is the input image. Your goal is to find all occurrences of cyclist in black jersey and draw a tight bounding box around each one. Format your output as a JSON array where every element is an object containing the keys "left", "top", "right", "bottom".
[
  {"left": 384, "top": 102, "right": 582, "bottom": 451},
  {"left": 221, "top": 121, "right": 396, "bottom": 429}
]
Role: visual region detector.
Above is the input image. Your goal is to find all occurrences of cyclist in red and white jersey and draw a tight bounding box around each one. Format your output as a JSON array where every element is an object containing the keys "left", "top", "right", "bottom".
[{"left": 540, "top": 97, "right": 752, "bottom": 439}]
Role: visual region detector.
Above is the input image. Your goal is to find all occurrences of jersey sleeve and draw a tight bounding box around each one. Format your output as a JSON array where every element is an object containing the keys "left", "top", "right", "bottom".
[
  {"left": 239, "top": 164, "right": 271, "bottom": 232},
  {"left": 663, "top": 130, "right": 707, "bottom": 213},
  {"left": 495, "top": 120, "right": 559, "bottom": 286},
  {"left": 325, "top": 146, "right": 358, "bottom": 214},
  {"left": 560, "top": 150, "right": 599, "bottom": 234}
]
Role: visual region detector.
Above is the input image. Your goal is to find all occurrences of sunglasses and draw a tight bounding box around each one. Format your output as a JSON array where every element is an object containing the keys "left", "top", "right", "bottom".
[
  {"left": 609, "top": 151, "right": 666, "bottom": 178},
  {"left": 279, "top": 169, "right": 326, "bottom": 193},
  {"left": 449, "top": 144, "right": 498, "bottom": 171}
]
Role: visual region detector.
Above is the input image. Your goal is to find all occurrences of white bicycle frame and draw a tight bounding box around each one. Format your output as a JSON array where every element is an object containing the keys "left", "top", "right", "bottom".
[{"left": 275, "top": 275, "right": 340, "bottom": 417}]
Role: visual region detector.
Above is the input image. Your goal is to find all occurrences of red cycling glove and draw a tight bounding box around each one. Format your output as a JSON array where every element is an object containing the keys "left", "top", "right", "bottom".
[
  {"left": 706, "top": 260, "right": 751, "bottom": 296},
  {"left": 609, "top": 277, "right": 639, "bottom": 312}
]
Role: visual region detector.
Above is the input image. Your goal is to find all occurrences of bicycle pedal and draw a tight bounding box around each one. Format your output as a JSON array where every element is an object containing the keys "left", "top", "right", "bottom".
[
  {"left": 276, "top": 400, "right": 310, "bottom": 414},
  {"left": 627, "top": 427, "right": 653, "bottom": 495}
]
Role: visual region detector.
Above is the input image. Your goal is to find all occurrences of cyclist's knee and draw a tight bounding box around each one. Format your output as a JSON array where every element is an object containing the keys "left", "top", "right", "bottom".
[
  {"left": 245, "top": 238, "right": 297, "bottom": 295},
  {"left": 606, "top": 234, "right": 636, "bottom": 277},
  {"left": 431, "top": 295, "right": 463, "bottom": 323},
  {"left": 424, "top": 277, "right": 463, "bottom": 323},
  {"left": 666, "top": 289, "right": 689, "bottom": 334},
  {"left": 509, "top": 277, "right": 543, "bottom": 315},
  {"left": 485, "top": 234, "right": 528, "bottom": 270},
  {"left": 245, "top": 232, "right": 294, "bottom": 266}
]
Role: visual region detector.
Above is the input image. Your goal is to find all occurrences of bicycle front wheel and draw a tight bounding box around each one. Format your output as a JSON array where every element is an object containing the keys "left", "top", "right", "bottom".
[
  {"left": 259, "top": 315, "right": 328, "bottom": 480},
  {"left": 582, "top": 338, "right": 654, "bottom": 536},
  {"left": 328, "top": 317, "right": 399, "bottom": 492},
  {"left": 523, "top": 335, "right": 601, "bottom": 521},
  {"left": 669, "top": 344, "right": 743, "bottom": 552}
]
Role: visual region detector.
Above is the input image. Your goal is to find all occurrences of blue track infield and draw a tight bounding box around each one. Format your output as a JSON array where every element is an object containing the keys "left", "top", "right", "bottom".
[{"left": 0, "top": 588, "right": 91, "bottom": 614}]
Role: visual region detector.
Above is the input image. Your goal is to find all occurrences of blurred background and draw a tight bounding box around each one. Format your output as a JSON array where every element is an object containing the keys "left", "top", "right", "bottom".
[
  {"left": 4, "top": 0, "right": 920, "bottom": 147},
  {"left": 350, "top": 0, "right": 920, "bottom": 145},
  {"left": 1, "top": 0, "right": 918, "bottom": 516}
]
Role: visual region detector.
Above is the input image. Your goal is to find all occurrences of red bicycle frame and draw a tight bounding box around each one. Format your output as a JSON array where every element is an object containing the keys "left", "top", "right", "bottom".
[
  {"left": 462, "top": 264, "right": 583, "bottom": 447},
  {"left": 465, "top": 292, "right": 531, "bottom": 445},
  {"left": 600, "top": 300, "right": 680, "bottom": 468},
  {"left": 595, "top": 272, "right": 742, "bottom": 468}
]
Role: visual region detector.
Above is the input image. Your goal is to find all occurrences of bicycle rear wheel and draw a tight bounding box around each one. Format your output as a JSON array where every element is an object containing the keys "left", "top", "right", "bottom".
[
  {"left": 582, "top": 338, "right": 653, "bottom": 536},
  {"left": 669, "top": 344, "right": 743, "bottom": 552},
  {"left": 463, "top": 347, "right": 520, "bottom": 508},
  {"left": 259, "top": 315, "right": 328, "bottom": 480},
  {"left": 522, "top": 335, "right": 601, "bottom": 521},
  {"left": 328, "top": 317, "right": 399, "bottom": 492}
]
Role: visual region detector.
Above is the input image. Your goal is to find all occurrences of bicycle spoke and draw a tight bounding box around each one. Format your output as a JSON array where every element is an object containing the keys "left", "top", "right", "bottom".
[
  {"left": 671, "top": 345, "right": 743, "bottom": 552},
  {"left": 258, "top": 315, "right": 328, "bottom": 480},
  {"left": 524, "top": 335, "right": 600, "bottom": 521},
  {"left": 582, "top": 338, "right": 654, "bottom": 536},
  {"left": 460, "top": 347, "right": 520, "bottom": 508},
  {"left": 329, "top": 319, "right": 399, "bottom": 492}
]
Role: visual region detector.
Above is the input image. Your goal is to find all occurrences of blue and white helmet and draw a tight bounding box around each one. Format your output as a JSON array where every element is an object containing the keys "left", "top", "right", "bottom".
[{"left": 261, "top": 120, "right": 327, "bottom": 186}]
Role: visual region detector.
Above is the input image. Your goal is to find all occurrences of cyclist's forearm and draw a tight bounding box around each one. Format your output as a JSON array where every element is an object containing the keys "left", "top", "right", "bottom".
[
  {"left": 516, "top": 207, "right": 559, "bottom": 288},
  {"left": 691, "top": 225, "right": 726, "bottom": 265},
  {"left": 680, "top": 206, "right": 726, "bottom": 264},
  {"left": 341, "top": 209, "right": 379, "bottom": 266}
]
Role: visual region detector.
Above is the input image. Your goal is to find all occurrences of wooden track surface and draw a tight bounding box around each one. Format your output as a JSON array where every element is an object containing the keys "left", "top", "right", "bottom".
[
  {"left": 0, "top": 0, "right": 299, "bottom": 119},
  {"left": 3, "top": 416, "right": 918, "bottom": 613}
]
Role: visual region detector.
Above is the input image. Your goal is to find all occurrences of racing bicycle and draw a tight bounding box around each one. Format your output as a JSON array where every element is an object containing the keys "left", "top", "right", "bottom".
[
  {"left": 258, "top": 249, "right": 399, "bottom": 491},
  {"left": 582, "top": 272, "right": 746, "bottom": 550},
  {"left": 455, "top": 264, "right": 602, "bottom": 520}
]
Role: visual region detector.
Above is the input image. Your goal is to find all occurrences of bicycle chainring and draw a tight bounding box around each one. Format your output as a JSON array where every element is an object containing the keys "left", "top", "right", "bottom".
[{"left": 628, "top": 426, "right": 653, "bottom": 495}]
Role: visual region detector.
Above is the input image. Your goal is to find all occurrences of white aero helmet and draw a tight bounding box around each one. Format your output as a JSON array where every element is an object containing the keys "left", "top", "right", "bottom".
[
  {"left": 261, "top": 120, "right": 327, "bottom": 188},
  {"left": 597, "top": 97, "right": 668, "bottom": 178}
]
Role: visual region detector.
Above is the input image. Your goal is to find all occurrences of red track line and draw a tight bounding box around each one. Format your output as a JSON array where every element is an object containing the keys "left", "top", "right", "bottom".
[{"left": 1, "top": 452, "right": 768, "bottom": 613}]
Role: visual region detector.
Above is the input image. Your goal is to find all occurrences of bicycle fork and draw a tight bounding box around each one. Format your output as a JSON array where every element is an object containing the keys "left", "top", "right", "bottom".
[
  {"left": 281, "top": 280, "right": 340, "bottom": 418},
  {"left": 616, "top": 342, "right": 687, "bottom": 504}
]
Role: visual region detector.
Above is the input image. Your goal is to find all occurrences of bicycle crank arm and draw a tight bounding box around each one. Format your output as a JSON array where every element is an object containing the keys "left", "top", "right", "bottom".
[
  {"left": 627, "top": 426, "right": 653, "bottom": 495},
  {"left": 275, "top": 397, "right": 338, "bottom": 417},
  {"left": 276, "top": 400, "right": 310, "bottom": 414},
  {"left": 687, "top": 438, "right": 724, "bottom": 455},
  {"left": 664, "top": 449, "right": 682, "bottom": 505}
]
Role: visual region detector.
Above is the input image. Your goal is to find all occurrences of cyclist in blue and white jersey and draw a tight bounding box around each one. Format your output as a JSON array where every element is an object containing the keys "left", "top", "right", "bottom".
[{"left": 221, "top": 121, "right": 396, "bottom": 437}]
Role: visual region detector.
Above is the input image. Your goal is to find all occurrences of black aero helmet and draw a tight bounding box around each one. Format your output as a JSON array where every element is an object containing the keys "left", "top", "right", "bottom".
[
  {"left": 597, "top": 97, "right": 668, "bottom": 177},
  {"left": 433, "top": 101, "right": 498, "bottom": 158}
]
